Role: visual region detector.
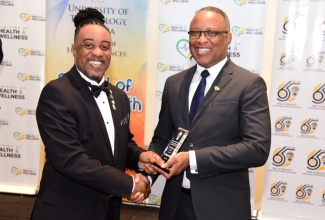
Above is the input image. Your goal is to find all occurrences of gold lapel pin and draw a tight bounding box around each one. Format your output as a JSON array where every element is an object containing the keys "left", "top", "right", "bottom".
[{"left": 214, "top": 86, "right": 220, "bottom": 91}]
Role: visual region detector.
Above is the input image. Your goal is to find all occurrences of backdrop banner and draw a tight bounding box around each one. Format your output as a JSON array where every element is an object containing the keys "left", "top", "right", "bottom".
[
  {"left": 0, "top": 0, "right": 46, "bottom": 194},
  {"left": 46, "top": 0, "right": 149, "bottom": 147},
  {"left": 150, "top": 0, "right": 267, "bottom": 214},
  {"left": 261, "top": 0, "right": 325, "bottom": 219}
]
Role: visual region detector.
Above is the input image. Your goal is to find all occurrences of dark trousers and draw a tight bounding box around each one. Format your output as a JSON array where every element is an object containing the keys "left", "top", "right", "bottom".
[{"left": 174, "top": 188, "right": 197, "bottom": 220}]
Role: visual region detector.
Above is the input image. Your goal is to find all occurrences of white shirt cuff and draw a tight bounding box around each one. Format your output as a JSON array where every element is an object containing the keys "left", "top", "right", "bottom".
[{"left": 189, "top": 150, "right": 198, "bottom": 174}]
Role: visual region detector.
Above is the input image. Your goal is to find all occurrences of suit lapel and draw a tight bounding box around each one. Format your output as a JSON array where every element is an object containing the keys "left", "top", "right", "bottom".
[
  {"left": 191, "top": 60, "right": 234, "bottom": 125},
  {"left": 179, "top": 66, "right": 197, "bottom": 129},
  {"left": 66, "top": 66, "right": 114, "bottom": 159}
]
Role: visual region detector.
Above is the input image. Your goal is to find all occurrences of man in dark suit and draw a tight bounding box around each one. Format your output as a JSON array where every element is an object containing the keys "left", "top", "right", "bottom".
[
  {"left": 31, "top": 8, "right": 159, "bottom": 220},
  {"left": 149, "top": 7, "right": 271, "bottom": 220}
]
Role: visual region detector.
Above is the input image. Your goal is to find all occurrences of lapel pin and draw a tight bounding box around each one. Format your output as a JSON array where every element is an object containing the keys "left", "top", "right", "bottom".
[{"left": 214, "top": 86, "right": 220, "bottom": 91}]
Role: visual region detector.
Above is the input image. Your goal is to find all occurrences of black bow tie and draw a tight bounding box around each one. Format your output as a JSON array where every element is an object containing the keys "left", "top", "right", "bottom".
[{"left": 87, "top": 81, "right": 109, "bottom": 98}]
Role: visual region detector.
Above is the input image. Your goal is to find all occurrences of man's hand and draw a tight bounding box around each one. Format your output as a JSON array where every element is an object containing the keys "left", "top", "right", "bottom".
[
  {"left": 154, "top": 152, "right": 189, "bottom": 180},
  {"left": 139, "top": 151, "right": 164, "bottom": 174},
  {"left": 130, "top": 173, "right": 151, "bottom": 204}
]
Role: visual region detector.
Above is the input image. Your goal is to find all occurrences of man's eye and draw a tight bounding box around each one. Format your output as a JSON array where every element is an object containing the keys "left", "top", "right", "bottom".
[
  {"left": 102, "top": 45, "right": 110, "bottom": 50},
  {"left": 84, "top": 44, "right": 93, "bottom": 48},
  {"left": 207, "top": 31, "right": 217, "bottom": 36}
]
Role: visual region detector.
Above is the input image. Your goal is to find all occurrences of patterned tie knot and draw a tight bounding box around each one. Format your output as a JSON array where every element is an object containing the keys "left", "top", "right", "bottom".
[{"left": 201, "top": 70, "right": 210, "bottom": 78}]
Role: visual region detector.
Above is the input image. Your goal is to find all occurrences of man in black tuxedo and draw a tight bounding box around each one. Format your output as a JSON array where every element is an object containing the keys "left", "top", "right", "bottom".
[
  {"left": 31, "top": 8, "right": 159, "bottom": 220},
  {"left": 149, "top": 7, "right": 271, "bottom": 220},
  {"left": 0, "top": 38, "right": 3, "bottom": 63}
]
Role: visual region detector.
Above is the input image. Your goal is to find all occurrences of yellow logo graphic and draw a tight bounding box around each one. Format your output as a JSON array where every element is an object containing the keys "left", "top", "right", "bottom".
[
  {"left": 272, "top": 146, "right": 295, "bottom": 167},
  {"left": 270, "top": 181, "right": 287, "bottom": 197},
  {"left": 157, "top": 63, "right": 169, "bottom": 72},
  {"left": 159, "top": 24, "right": 171, "bottom": 33},
  {"left": 160, "top": 0, "right": 171, "bottom": 4},
  {"left": 300, "top": 118, "right": 318, "bottom": 135},
  {"left": 11, "top": 167, "right": 23, "bottom": 175},
  {"left": 312, "top": 84, "right": 325, "bottom": 104},
  {"left": 277, "top": 81, "right": 300, "bottom": 102},
  {"left": 18, "top": 48, "right": 30, "bottom": 57},
  {"left": 234, "top": 0, "right": 247, "bottom": 6},
  {"left": 307, "top": 149, "right": 325, "bottom": 171},
  {"left": 232, "top": 26, "right": 245, "bottom": 36},
  {"left": 296, "top": 184, "right": 313, "bottom": 200},
  {"left": 17, "top": 72, "right": 29, "bottom": 81},
  {"left": 14, "top": 132, "right": 25, "bottom": 140},
  {"left": 20, "top": 13, "right": 31, "bottom": 22},
  {"left": 15, "top": 107, "right": 27, "bottom": 116},
  {"left": 275, "top": 116, "right": 292, "bottom": 132}
]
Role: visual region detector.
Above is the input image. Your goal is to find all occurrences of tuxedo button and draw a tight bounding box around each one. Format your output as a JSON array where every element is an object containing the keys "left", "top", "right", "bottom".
[{"left": 189, "top": 142, "right": 194, "bottom": 148}]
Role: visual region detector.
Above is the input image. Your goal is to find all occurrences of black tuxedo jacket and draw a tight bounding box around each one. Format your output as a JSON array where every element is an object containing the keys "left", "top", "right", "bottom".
[
  {"left": 150, "top": 58, "right": 271, "bottom": 220},
  {"left": 31, "top": 66, "right": 145, "bottom": 220}
]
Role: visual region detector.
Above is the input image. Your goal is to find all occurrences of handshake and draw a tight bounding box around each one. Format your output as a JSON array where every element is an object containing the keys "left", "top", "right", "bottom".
[{"left": 130, "top": 150, "right": 190, "bottom": 204}]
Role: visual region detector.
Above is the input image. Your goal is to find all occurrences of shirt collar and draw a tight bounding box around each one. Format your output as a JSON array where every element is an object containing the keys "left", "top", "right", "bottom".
[{"left": 196, "top": 57, "right": 227, "bottom": 79}]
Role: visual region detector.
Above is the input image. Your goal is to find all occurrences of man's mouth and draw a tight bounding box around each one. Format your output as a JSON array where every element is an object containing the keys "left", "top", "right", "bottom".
[
  {"left": 196, "top": 48, "right": 210, "bottom": 55},
  {"left": 89, "top": 60, "right": 102, "bottom": 66}
]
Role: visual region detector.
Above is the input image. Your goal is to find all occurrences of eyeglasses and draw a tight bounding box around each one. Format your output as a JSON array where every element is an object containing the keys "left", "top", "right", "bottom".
[{"left": 188, "top": 30, "right": 228, "bottom": 39}]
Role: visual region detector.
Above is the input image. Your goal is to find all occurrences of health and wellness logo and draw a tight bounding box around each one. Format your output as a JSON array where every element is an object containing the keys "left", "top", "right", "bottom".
[
  {"left": 270, "top": 181, "right": 287, "bottom": 198},
  {"left": 15, "top": 107, "right": 36, "bottom": 116},
  {"left": 276, "top": 81, "right": 300, "bottom": 106},
  {"left": 159, "top": 23, "right": 187, "bottom": 33},
  {"left": 279, "top": 51, "right": 298, "bottom": 69},
  {"left": 272, "top": 146, "right": 295, "bottom": 168},
  {"left": 295, "top": 184, "right": 313, "bottom": 203},
  {"left": 307, "top": 149, "right": 325, "bottom": 171},
  {"left": 157, "top": 63, "right": 169, "bottom": 72},
  {"left": 160, "top": 0, "right": 171, "bottom": 4},
  {"left": 17, "top": 72, "right": 42, "bottom": 81},
  {"left": 157, "top": 63, "right": 184, "bottom": 73},
  {"left": 18, "top": 48, "right": 45, "bottom": 57},
  {"left": 20, "top": 12, "right": 45, "bottom": 22},
  {"left": 300, "top": 118, "right": 318, "bottom": 136},
  {"left": 176, "top": 39, "right": 191, "bottom": 60},
  {"left": 305, "top": 52, "right": 324, "bottom": 71},
  {"left": 17, "top": 73, "right": 29, "bottom": 81},
  {"left": 159, "top": 24, "right": 171, "bottom": 33},
  {"left": 11, "top": 166, "right": 37, "bottom": 176},
  {"left": 234, "top": 0, "right": 247, "bottom": 6},
  {"left": 234, "top": 0, "right": 265, "bottom": 5},
  {"left": 232, "top": 26, "right": 245, "bottom": 36},
  {"left": 13, "top": 132, "right": 39, "bottom": 141}
]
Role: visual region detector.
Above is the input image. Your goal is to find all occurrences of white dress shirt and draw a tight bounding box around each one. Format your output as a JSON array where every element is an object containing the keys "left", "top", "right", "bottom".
[
  {"left": 77, "top": 69, "right": 115, "bottom": 155},
  {"left": 182, "top": 57, "right": 227, "bottom": 188}
]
